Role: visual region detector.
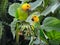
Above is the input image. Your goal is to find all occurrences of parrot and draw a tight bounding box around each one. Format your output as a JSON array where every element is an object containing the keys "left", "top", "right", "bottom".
[
  {"left": 8, "top": 3, "right": 31, "bottom": 21},
  {"left": 15, "top": 3, "right": 31, "bottom": 21},
  {"left": 26, "top": 12, "right": 40, "bottom": 25}
]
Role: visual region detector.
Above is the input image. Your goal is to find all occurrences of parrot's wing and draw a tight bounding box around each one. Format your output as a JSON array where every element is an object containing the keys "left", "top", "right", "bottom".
[{"left": 15, "top": 7, "right": 28, "bottom": 21}]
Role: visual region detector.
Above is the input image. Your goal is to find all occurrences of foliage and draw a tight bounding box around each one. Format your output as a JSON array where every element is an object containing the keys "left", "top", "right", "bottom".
[
  {"left": 0, "top": 0, "right": 60, "bottom": 45},
  {"left": 0, "top": 22, "right": 4, "bottom": 39},
  {"left": 0, "top": 0, "right": 8, "bottom": 18},
  {"left": 41, "top": 17, "right": 60, "bottom": 31}
]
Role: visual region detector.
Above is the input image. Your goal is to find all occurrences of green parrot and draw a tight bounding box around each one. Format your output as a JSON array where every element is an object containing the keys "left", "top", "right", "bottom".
[
  {"left": 8, "top": 3, "right": 31, "bottom": 21},
  {"left": 15, "top": 3, "right": 31, "bottom": 21}
]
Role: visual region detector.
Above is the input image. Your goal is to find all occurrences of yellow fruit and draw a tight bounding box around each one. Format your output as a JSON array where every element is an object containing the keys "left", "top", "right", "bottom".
[
  {"left": 32, "top": 15, "right": 39, "bottom": 22},
  {"left": 22, "top": 3, "right": 31, "bottom": 11}
]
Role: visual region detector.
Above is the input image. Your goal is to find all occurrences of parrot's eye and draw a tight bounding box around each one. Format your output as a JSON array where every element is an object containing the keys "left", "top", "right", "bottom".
[
  {"left": 27, "top": 5, "right": 29, "bottom": 7},
  {"left": 27, "top": 5, "right": 30, "bottom": 8},
  {"left": 31, "top": 18, "right": 34, "bottom": 21}
]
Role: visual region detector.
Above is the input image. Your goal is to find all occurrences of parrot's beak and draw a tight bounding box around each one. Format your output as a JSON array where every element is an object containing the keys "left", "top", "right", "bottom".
[
  {"left": 27, "top": 9, "right": 32, "bottom": 15},
  {"left": 27, "top": 9, "right": 32, "bottom": 12},
  {"left": 27, "top": 9, "right": 31, "bottom": 12}
]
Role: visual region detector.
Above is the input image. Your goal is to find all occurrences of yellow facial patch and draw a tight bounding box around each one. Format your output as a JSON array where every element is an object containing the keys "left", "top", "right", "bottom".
[
  {"left": 22, "top": 3, "right": 31, "bottom": 11},
  {"left": 32, "top": 15, "right": 39, "bottom": 22}
]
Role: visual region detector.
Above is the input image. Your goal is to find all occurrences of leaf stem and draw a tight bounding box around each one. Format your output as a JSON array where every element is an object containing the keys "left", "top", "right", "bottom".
[
  {"left": 29, "top": 36, "right": 34, "bottom": 45},
  {"left": 15, "top": 22, "right": 20, "bottom": 45}
]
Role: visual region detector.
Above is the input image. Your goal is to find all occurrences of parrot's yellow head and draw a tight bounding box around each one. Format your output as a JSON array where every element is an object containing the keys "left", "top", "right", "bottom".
[
  {"left": 32, "top": 15, "right": 39, "bottom": 22},
  {"left": 22, "top": 3, "right": 31, "bottom": 11}
]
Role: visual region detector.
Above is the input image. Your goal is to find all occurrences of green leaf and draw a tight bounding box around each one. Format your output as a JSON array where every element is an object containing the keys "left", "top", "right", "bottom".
[
  {"left": 45, "top": 30, "right": 60, "bottom": 45},
  {"left": 8, "top": 3, "right": 20, "bottom": 17},
  {"left": 19, "top": 0, "right": 30, "bottom": 3},
  {"left": 33, "top": 38, "right": 40, "bottom": 45},
  {"left": 10, "top": 18, "right": 18, "bottom": 38},
  {"left": 0, "top": 22, "right": 4, "bottom": 39},
  {"left": 46, "top": 30, "right": 60, "bottom": 40},
  {"left": 33, "top": 22, "right": 40, "bottom": 28},
  {"left": 40, "top": 29, "right": 46, "bottom": 40},
  {"left": 41, "top": 17, "right": 60, "bottom": 32},
  {"left": 43, "top": 0, "right": 49, "bottom": 7},
  {"left": 39, "top": 29, "right": 48, "bottom": 43},
  {"left": 29, "top": 0, "right": 43, "bottom": 10},
  {"left": 49, "top": 40, "right": 60, "bottom": 45},
  {"left": 0, "top": 0, "right": 8, "bottom": 18},
  {"left": 41, "top": 1, "right": 60, "bottom": 16}
]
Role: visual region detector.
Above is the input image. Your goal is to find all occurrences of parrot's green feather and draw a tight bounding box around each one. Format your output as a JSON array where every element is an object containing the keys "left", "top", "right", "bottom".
[{"left": 15, "top": 6, "right": 28, "bottom": 21}]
